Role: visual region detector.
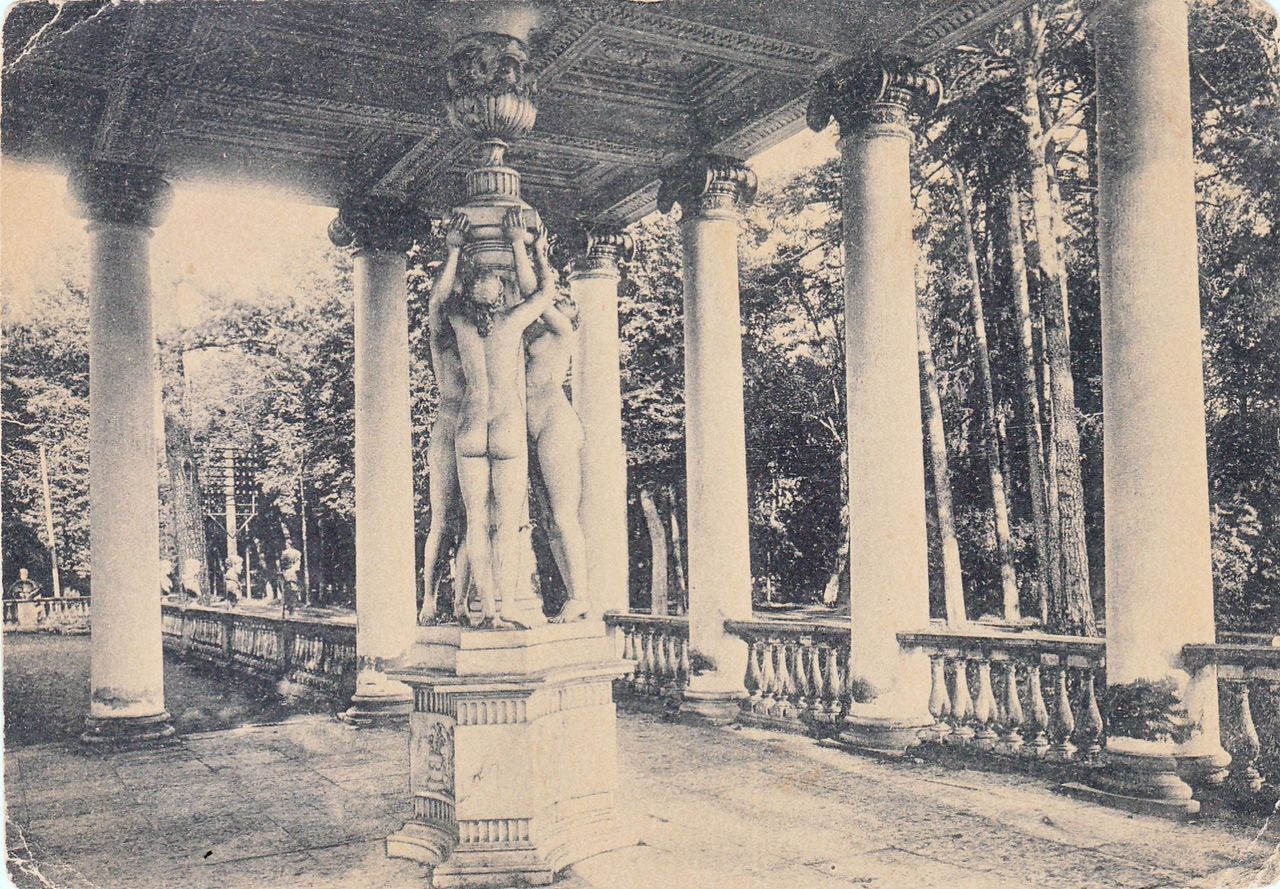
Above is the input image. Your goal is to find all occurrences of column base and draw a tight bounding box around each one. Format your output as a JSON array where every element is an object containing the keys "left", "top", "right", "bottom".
[
  {"left": 1057, "top": 741, "right": 1200, "bottom": 819},
  {"left": 1177, "top": 748, "right": 1231, "bottom": 789},
  {"left": 837, "top": 712, "right": 932, "bottom": 758},
  {"left": 340, "top": 690, "right": 413, "bottom": 726},
  {"left": 678, "top": 689, "right": 746, "bottom": 725},
  {"left": 81, "top": 711, "right": 175, "bottom": 747}
]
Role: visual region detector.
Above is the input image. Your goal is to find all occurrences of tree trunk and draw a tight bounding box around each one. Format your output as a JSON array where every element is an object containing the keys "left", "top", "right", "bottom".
[
  {"left": 952, "top": 167, "right": 1020, "bottom": 621},
  {"left": 1005, "top": 183, "right": 1054, "bottom": 626},
  {"left": 918, "top": 307, "right": 968, "bottom": 624},
  {"left": 639, "top": 487, "right": 669, "bottom": 616},
  {"left": 665, "top": 485, "right": 688, "bottom": 615},
  {"left": 163, "top": 410, "right": 208, "bottom": 598},
  {"left": 1020, "top": 14, "right": 1097, "bottom": 636}
]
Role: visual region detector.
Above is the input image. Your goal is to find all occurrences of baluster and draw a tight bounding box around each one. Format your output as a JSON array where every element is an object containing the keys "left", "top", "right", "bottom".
[
  {"left": 1078, "top": 667, "right": 1104, "bottom": 760},
  {"left": 973, "top": 658, "right": 998, "bottom": 750},
  {"left": 927, "top": 654, "right": 952, "bottom": 742},
  {"left": 637, "top": 632, "right": 654, "bottom": 694},
  {"left": 808, "top": 644, "right": 827, "bottom": 722},
  {"left": 654, "top": 633, "right": 669, "bottom": 692},
  {"left": 679, "top": 636, "right": 690, "bottom": 687},
  {"left": 792, "top": 643, "right": 810, "bottom": 717},
  {"left": 773, "top": 641, "right": 795, "bottom": 718},
  {"left": 647, "top": 632, "right": 662, "bottom": 695},
  {"left": 1026, "top": 662, "right": 1051, "bottom": 758},
  {"left": 745, "top": 640, "right": 763, "bottom": 709},
  {"left": 824, "top": 647, "right": 843, "bottom": 721},
  {"left": 1231, "top": 682, "right": 1264, "bottom": 794},
  {"left": 661, "top": 633, "right": 678, "bottom": 693},
  {"left": 1049, "top": 664, "right": 1077, "bottom": 761},
  {"left": 997, "top": 660, "right": 1024, "bottom": 755},
  {"left": 758, "top": 640, "right": 777, "bottom": 715},
  {"left": 948, "top": 657, "right": 975, "bottom": 744}
]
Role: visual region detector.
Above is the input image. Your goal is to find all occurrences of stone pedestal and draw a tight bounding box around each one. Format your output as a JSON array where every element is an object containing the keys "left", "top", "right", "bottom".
[
  {"left": 386, "top": 622, "right": 632, "bottom": 887},
  {"left": 14, "top": 601, "right": 39, "bottom": 628}
]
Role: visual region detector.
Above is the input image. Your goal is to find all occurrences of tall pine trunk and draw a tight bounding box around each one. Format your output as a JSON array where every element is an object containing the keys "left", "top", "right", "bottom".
[
  {"left": 161, "top": 349, "right": 208, "bottom": 601},
  {"left": 1020, "top": 11, "right": 1097, "bottom": 636},
  {"left": 1005, "top": 183, "right": 1054, "bottom": 626},
  {"left": 952, "top": 167, "right": 1020, "bottom": 621},
  {"left": 639, "top": 487, "right": 669, "bottom": 615},
  {"left": 918, "top": 308, "right": 968, "bottom": 624},
  {"left": 664, "top": 485, "right": 688, "bottom": 615}
]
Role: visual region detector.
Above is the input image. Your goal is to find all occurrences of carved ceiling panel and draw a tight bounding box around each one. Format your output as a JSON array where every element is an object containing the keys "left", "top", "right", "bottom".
[{"left": 1, "top": 0, "right": 1032, "bottom": 224}]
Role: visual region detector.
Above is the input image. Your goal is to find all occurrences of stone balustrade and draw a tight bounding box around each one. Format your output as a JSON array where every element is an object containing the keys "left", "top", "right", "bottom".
[
  {"left": 4, "top": 596, "right": 92, "bottom": 629},
  {"left": 726, "top": 618, "right": 849, "bottom": 733},
  {"left": 161, "top": 603, "right": 356, "bottom": 701},
  {"left": 897, "top": 627, "right": 1107, "bottom": 764},
  {"left": 605, "top": 613, "right": 690, "bottom": 702},
  {"left": 1183, "top": 642, "right": 1280, "bottom": 805}
]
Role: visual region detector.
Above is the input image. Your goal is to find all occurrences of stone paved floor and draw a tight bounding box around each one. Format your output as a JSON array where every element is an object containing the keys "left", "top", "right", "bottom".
[{"left": 6, "top": 709, "right": 1280, "bottom": 889}]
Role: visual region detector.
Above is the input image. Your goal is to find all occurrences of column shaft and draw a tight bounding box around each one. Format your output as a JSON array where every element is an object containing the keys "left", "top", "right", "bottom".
[
  {"left": 681, "top": 207, "right": 752, "bottom": 708},
  {"left": 839, "top": 121, "right": 932, "bottom": 726},
  {"left": 349, "top": 248, "right": 416, "bottom": 719},
  {"left": 1095, "top": 0, "right": 1222, "bottom": 757},
  {"left": 85, "top": 221, "right": 172, "bottom": 741},
  {"left": 570, "top": 262, "right": 629, "bottom": 617}
]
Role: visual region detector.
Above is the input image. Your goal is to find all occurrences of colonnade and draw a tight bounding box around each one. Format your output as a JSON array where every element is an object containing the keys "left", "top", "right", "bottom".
[{"left": 75, "top": 0, "right": 1225, "bottom": 809}]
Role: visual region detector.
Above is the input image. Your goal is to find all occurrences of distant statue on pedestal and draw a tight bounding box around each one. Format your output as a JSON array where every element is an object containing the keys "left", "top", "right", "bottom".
[
  {"left": 224, "top": 554, "right": 244, "bottom": 603},
  {"left": 180, "top": 558, "right": 202, "bottom": 600},
  {"left": 280, "top": 538, "right": 302, "bottom": 613},
  {"left": 7, "top": 568, "right": 40, "bottom": 600}
]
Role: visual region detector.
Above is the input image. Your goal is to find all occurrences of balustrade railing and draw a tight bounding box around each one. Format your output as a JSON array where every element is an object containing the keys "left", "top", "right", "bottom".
[
  {"left": 726, "top": 619, "right": 849, "bottom": 733},
  {"left": 161, "top": 604, "right": 356, "bottom": 700},
  {"left": 898, "top": 627, "right": 1107, "bottom": 765},
  {"left": 605, "top": 613, "right": 689, "bottom": 701},
  {"left": 3, "top": 596, "right": 92, "bottom": 629},
  {"left": 1183, "top": 643, "right": 1280, "bottom": 804}
]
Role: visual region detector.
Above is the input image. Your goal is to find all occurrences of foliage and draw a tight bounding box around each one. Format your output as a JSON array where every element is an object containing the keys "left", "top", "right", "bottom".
[{"left": 1101, "top": 679, "right": 1196, "bottom": 745}]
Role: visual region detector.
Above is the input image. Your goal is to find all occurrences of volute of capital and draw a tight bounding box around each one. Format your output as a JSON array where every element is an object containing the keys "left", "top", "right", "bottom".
[
  {"left": 657, "top": 155, "right": 757, "bottom": 219},
  {"left": 569, "top": 228, "right": 635, "bottom": 278},
  {"left": 68, "top": 162, "right": 172, "bottom": 228},
  {"left": 327, "top": 198, "right": 425, "bottom": 254},
  {"left": 806, "top": 58, "right": 942, "bottom": 137}
]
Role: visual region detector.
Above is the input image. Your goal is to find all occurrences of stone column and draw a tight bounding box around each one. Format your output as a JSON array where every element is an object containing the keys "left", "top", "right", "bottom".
[
  {"left": 329, "top": 200, "right": 420, "bottom": 725},
  {"left": 70, "top": 162, "right": 175, "bottom": 745},
  {"left": 658, "top": 156, "right": 757, "bottom": 723},
  {"left": 1088, "top": 0, "right": 1227, "bottom": 810},
  {"left": 808, "top": 60, "right": 941, "bottom": 754},
  {"left": 568, "top": 230, "right": 635, "bottom": 619}
]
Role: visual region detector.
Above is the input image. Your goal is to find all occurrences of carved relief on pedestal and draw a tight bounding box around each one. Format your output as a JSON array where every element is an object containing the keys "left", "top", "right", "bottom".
[{"left": 806, "top": 58, "right": 943, "bottom": 138}]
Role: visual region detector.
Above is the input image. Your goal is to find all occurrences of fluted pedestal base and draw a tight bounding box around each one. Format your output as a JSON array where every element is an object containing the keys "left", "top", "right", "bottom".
[
  {"left": 386, "top": 622, "right": 632, "bottom": 888},
  {"left": 81, "top": 711, "right": 175, "bottom": 747},
  {"left": 1059, "top": 741, "right": 1200, "bottom": 818}
]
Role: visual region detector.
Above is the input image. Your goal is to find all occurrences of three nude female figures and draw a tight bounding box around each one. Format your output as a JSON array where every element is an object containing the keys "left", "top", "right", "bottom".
[{"left": 419, "top": 209, "right": 591, "bottom": 628}]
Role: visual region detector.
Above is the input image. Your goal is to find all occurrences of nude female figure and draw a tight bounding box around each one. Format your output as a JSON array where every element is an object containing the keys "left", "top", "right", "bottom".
[
  {"left": 418, "top": 213, "right": 470, "bottom": 624},
  {"left": 524, "top": 295, "right": 591, "bottom": 622},
  {"left": 447, "top": 215, "right": 557, "bottom": 628}
]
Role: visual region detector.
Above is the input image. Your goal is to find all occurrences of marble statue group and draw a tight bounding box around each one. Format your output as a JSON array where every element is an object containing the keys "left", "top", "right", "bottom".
[{"left": 420, "top": 207, "right": 591, "bottom": 630}]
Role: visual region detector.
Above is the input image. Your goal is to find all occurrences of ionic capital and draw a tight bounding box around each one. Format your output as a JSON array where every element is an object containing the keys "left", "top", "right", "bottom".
[
  {"left": 68, "top": 162, "right": 172, "bottom": 229},
  {"left": 657, "top": 155, "right": 757, "bottom": 220},
  {"left": 569, "top": 228, "right": 635, "bottom": 280},
  {"left": 807, "top": 58, "right": 942, "bottom": 139},
  {"left": 327, "top": 197, "right": 424, "bottom": 254}
]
